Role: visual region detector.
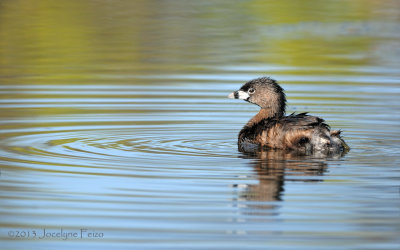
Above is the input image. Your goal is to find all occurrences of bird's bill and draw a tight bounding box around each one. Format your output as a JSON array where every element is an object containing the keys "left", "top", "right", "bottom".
[{"left": 228, "top": 90, "right": 249, "bottom": 100}]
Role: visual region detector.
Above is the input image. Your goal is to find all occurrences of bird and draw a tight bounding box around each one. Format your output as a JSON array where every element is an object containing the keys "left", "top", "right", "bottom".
[{"left": 228, "top": 77, "right": 349, "bottom": 154}]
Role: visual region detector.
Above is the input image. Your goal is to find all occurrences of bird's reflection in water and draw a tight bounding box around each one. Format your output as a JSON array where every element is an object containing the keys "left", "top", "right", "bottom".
[{"left": 235, "top": 149, "right": 346, "bottom": 211}]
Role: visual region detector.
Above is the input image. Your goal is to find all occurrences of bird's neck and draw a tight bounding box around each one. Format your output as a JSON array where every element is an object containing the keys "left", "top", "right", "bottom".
[{"left": 246, "top": 108, "right": 283, "bottom": 127}]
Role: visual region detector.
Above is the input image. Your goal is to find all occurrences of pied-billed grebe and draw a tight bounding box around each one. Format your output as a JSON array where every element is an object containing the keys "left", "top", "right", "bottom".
[{"left": 228, "top": 77, "right": 349, "bottom": 153}]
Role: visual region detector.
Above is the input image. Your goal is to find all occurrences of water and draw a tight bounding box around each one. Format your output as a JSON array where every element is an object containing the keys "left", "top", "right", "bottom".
[{"left": 1, "top": 1, "right": 400, "bottom": 249}]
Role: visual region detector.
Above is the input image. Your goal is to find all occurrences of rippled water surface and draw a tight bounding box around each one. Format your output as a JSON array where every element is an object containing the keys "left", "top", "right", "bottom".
[{"left": 1, "top": 1, "right": 400, "bottom": 249}]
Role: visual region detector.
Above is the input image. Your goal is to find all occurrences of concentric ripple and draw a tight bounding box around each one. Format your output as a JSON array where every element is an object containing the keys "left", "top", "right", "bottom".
[
  {"left": 0, "top": 125, "right": 238, "bottom": 174},
  {"left": 0, "top": 82, "right": 244, "bottom": 177}
]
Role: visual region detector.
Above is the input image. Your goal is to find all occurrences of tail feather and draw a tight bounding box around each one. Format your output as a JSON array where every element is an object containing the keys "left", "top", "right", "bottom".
[{"left": 331, "top": 130, "right": 350, "bottom": 152}]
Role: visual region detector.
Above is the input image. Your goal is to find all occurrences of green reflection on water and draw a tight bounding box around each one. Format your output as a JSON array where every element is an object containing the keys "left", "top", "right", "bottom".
[{"left": 0, "top": 0, "right": 396, "bottom": 85}]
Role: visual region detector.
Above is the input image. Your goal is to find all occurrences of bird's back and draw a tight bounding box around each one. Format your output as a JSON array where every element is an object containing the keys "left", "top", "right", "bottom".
[{"left": 238, "top": 113, "right": 348, "bottom": 153}]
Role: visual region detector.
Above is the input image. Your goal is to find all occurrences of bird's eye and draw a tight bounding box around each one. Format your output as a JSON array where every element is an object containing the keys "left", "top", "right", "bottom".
[{"left": 248, "top": 88, "right": 255, "bottom": 94}]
